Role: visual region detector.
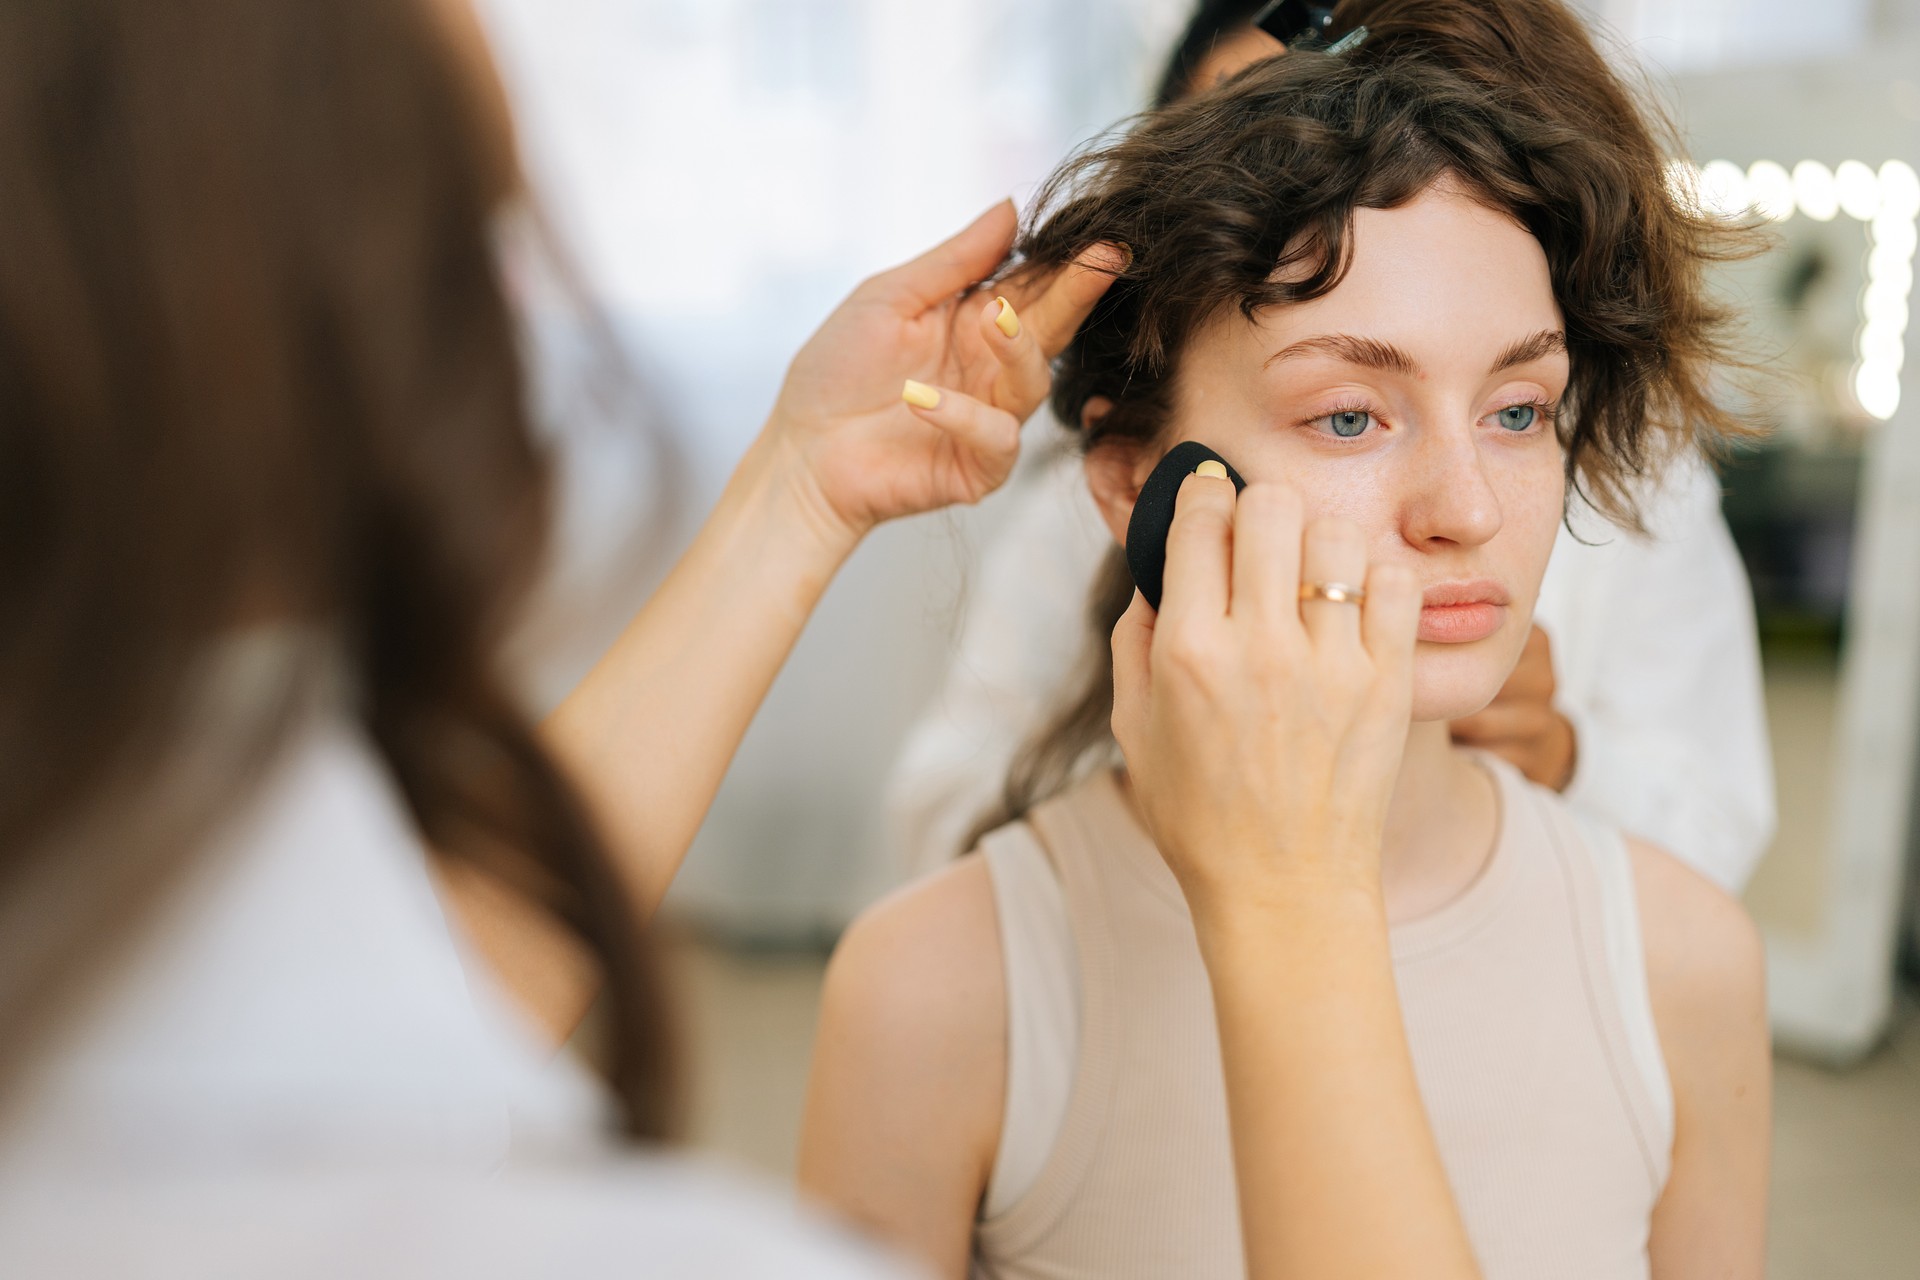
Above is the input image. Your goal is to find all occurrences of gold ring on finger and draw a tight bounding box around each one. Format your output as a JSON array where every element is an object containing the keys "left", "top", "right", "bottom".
[{"left": 1299, "top": 581, "right": 1366, "bottom": 606}]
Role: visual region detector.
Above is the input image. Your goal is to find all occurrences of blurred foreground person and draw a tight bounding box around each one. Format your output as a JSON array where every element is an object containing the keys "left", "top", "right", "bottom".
[
  {"left": 0, "top": 1, "right": 1494, "bottom": 1276},
  {"left": 0, "top": 0, "right": 1101, "bottom": 1273}
]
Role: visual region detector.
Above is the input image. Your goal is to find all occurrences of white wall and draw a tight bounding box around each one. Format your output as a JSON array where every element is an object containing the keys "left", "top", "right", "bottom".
[{"left": 1589, "top": 0, "right": 1874, "bottom": 72}]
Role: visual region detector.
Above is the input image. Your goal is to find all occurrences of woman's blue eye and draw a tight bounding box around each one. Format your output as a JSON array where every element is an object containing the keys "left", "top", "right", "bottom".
[
  {"left": 1319, "top": 410, "right": 1372, "bottom": 438},
  {"left": 1495, "top": 404, "right": 1537, "bottom": 432}
]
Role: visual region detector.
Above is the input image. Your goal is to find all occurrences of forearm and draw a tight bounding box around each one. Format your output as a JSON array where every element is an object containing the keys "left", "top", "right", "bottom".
[
  {"left": 1194, "top": 885, "right": 1481, "bottom": 1280},
  {"left": 543, "top": 431, "right": 856, "bottom": 918}
]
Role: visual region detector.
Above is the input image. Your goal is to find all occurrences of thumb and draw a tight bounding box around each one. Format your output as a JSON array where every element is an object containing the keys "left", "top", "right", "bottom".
[
  {"left": 1110, "top": 590, "right": 1156, "bottom": 762},
  {"left": 875, "top": 199, "right": 1018, "bottom": 313}
]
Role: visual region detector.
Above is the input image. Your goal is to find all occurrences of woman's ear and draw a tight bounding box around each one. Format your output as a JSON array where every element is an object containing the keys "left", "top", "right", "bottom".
[{"left": 1083, "top": 401, "right": 1152, "bottom": 546}]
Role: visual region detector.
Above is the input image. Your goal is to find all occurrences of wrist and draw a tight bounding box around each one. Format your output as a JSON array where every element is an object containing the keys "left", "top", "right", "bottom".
[
  {"left": 1189, "top": 871, "right": 1392, "bottom": 981},
  {"left": 1183, "top": 858, "right": 1387, "bottom": 946},
  {"left": 735, "top": 424, "right": 865, "bottom": 569}
]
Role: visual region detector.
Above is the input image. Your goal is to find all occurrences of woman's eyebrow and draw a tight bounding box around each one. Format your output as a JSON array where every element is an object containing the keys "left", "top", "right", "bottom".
[
  {"left": 1491, "top": 329, "right": 1567, "bottom": 371},
  {"left": 1264, "top": 334, "right": 1417, "bottom": 374},
  {"left": 1264, "top": 328, "right": 1567, "bottom": 375}
]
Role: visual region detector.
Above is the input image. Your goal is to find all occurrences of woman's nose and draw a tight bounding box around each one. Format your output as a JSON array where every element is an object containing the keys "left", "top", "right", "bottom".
[{"left": 1400, "top": 426, "right": 1504, "bottom": 549}]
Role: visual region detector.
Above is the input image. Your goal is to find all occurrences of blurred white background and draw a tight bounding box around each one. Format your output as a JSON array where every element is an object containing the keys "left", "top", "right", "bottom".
[{"left": 480, "top": 0, "right": 1189, "bottom": 935}]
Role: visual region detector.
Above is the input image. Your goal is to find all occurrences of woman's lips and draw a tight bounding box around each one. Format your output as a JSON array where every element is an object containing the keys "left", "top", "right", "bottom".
[
  {"left": 1418, "top": 580, "right": 1510, "bottom": 644},
  {"left": 1419, "top": 603, "right": 1506, "bottom": 644}
]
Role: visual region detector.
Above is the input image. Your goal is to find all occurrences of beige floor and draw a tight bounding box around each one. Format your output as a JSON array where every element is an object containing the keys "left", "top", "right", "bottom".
[{"left": 670, "top": 936, "right": 1920, "bottom": 1278}]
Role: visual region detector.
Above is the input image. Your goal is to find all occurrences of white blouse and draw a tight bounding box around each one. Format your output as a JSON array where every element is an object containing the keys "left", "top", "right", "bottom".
[{"left": 0, "top": 671, "right": 913, "bottom": 1279}]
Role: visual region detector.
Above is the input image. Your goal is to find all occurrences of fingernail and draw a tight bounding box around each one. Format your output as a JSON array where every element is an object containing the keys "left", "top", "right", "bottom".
[
  {"left": 1194, "top": 460, "right": 1229, "bottom": 481},
  {"left": 902, "top": 379, "right": 942, "bottom": 410},
  {"left": 994, "top": 296, "right": 1022, "bottom": 340}
]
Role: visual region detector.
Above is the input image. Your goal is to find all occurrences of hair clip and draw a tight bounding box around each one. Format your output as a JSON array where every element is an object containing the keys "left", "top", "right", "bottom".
[
  {"left": 1327, "top": 25, "right": 1370, "bottom": 55},
  {"left": 1253, "top": 1, "right": 1368, "bottom": 55}
]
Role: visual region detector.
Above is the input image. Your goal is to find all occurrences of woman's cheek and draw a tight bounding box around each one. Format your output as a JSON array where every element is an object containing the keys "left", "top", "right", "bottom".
[
  {"left": 1516, "top": 443, "right": 1569, "bottom": 532},
  {"left": 1252, "top": 440, "right": 1396, "bottom": 526},
  {"left": 1489, "top": 443, "right": 1568, "bottom": 590}
]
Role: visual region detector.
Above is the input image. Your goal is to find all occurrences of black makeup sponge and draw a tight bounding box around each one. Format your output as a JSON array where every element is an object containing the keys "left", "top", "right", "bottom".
[{"left": 1124, "top": 441, "right": 1248, "bottom": 611}]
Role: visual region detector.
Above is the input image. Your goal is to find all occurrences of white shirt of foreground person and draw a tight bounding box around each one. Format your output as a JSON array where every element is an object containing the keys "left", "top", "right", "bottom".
[
  {"left": 0, "top": 640, "right": 915, "bottom": 1280},
  {"left": 887, "top": 442, "right": 1776, "bottom": 893}
]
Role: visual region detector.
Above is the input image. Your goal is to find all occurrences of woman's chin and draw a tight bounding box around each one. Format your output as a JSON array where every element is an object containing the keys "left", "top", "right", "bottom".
[{"left": 1410, "top": 647, "right": 1513, "bottom": 725}]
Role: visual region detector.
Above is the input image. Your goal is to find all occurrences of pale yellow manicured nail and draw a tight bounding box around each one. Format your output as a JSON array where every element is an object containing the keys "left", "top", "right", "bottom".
[
  {"left": 1194, "top": 460, "right": 1229, "bottom": 481},
  {"left": 902, "top": 379, "right": 942, "bottom": 410},
  {"left": 994, "top": 296, "right": 1021, "bottom": 340}
]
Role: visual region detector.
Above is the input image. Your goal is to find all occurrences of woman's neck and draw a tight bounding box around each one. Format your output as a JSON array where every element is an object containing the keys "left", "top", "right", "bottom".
[
  {"left": 1112, "top": 718, "right": 1499, "bottom": 925},
  {"left": 1376, "top": 721, "right": 1499, "bottom": 923}
]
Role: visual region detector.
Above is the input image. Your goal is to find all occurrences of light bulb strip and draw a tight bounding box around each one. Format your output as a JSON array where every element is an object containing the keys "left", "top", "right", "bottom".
[{"left": 1675, "top": 158, "right": 1918, "bottom": 422}]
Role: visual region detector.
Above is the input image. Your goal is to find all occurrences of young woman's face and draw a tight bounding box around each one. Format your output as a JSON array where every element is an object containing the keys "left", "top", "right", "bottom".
[{"left": 1090, "top": 183, "right": 1570, "bottom": 723}]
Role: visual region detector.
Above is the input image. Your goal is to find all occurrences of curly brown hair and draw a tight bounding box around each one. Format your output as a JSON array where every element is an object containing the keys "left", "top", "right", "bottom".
[
  {"left": 968, "top": 9, "right": 1768, "bottom": 846},
  {"left": 1026, "top": 54, "right": 1760, "bottom": 524}
]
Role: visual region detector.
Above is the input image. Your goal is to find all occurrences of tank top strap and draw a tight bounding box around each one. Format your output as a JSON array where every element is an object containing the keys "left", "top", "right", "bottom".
[
  {"left": 1513, "top": 766, "right": 1674, "bottom": 1191},
  {"left": 977, "top": 822, "right": 1077, "bottom": 1221},
  {"left": 1563, "top": 808, "right": 1676, "bottom": 1178},
  {"left": 975, "top": 774, "right": 1130, "bottom": 1254}
]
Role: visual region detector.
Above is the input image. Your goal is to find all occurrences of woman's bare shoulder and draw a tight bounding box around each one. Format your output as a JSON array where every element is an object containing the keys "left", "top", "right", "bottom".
[
  {"left": 799, "top": 855, "right": 1006, "bottom": 1273},
  {"left": 1627, "top": 841, "right": 1770, "bottom": 1272},
  {"left": 822, "top": 853, "right": 1005, "bottom": 1048},
  {"left": 1624, "top": 837, "right": 1764, "bottom": 1007},
  {"left": 1624, "top": 837, "right": 1767, "bottom": 1080}
]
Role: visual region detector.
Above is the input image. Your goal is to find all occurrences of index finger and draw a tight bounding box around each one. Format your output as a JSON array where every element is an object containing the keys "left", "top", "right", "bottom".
[
  {"left": 872, "top": 199, "right": 1019, "bottom": 313},
  {"left": 1001, "top": 243, "right": 1127, "bottom": 360},
  {"left": 1159, "top": 472, "right": 1236, "bottom": 627}
]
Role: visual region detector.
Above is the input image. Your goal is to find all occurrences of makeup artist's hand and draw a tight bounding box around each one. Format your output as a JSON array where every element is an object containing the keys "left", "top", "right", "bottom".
[
  {"left": 1449, "top": 625, "right": 1577, "bottom": 791},
  {"left": 1108, "top": 474, "right": 1423, "bottom": 918},
  {"left": 762, "top": 200, "right": 1120, "bottom": 552}
]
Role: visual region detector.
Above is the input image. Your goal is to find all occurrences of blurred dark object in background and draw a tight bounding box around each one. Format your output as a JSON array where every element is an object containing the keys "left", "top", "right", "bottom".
[{"left": 1720, "top": 442, "right": 1863, "bottom": 657}]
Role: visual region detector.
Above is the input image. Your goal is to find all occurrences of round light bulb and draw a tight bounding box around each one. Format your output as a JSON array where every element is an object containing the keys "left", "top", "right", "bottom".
[
  {"left": 1858, "top": 324, "right": 1907, "bottom": 368},
  {"left": 1699, "top": 159, "right": 1749, "bottom": 218},
  {"left": 1746, "top": 160, "right": 1795, "bottom": 221},
  {"left": 1854, "top": 362, "right": 1902, "bottom": 420},
  {"left": 1862, "top": 284, "right": 1911, "bottom": 334},
  {"left": 1836, "top": 160, "right": 1880, "bottom": 220},
  {"left": 1871, "top": 213, "right": 1919, "bottom": 259},
  {"left": 1793, "top": 160, "right": 1840, "bottom": 221},
  {"left": 1869, "top": 243, "right": 1916, "bottom": 287},
  {"left": 1879, "top": 160, "right": 1920, "bottom": 221}
]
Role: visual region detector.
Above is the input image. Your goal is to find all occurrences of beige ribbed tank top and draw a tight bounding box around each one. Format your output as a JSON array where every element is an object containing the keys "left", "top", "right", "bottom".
[{"left": 971, "top": 755, "right": 1673, "bottom": 1280}]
